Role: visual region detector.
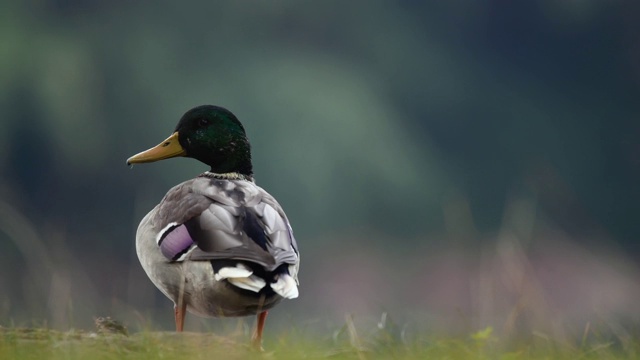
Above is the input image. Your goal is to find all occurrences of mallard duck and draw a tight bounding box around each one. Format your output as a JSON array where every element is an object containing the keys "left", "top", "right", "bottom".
[{"left": 126, "top": 105, "right": 300, "bottom": 347}]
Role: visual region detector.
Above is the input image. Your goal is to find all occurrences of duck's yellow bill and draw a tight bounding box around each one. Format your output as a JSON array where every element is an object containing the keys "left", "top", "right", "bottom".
[{"left": 127, "top": 132, "right": 186, "bottom": 165}]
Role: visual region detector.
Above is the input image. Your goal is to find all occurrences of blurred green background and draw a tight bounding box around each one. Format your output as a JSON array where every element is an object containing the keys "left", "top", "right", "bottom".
[{"left": 0, "top": 0, "right": 638, "bottom": 339}]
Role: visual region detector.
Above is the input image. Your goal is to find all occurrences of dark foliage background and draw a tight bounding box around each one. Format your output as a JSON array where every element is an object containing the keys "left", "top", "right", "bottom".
[{"left": 0, "top": 0, "right": 638, "bottom": 338}]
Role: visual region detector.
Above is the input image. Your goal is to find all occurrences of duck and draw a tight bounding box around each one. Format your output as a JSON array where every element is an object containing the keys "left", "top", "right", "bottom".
[{"left": 126, "top": 105, "right": 300, "bottom": 348}]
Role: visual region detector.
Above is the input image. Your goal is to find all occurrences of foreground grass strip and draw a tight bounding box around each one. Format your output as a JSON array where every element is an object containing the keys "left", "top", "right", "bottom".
[{"left": 1, "top": 326, "right": 639, "bottom": 360}]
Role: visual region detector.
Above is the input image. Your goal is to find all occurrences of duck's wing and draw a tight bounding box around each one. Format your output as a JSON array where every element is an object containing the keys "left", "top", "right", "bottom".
[{"left": 150, "top": 177, "right": 299, "bottom": 297}]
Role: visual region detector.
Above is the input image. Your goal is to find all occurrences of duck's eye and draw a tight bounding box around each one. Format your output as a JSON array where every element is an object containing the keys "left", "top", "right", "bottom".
[{"left": 198, "top": 118, "right": 209, "bottom": 127}]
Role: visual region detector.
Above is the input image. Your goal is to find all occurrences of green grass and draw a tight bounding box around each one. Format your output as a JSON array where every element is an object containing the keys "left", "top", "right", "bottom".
[{"left": 1, "top": 325, "right": 638, "bottom": 360}]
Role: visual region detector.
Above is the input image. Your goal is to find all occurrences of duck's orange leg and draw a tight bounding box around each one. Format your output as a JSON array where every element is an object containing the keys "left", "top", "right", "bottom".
[
  {"left": 252, "top": 311, "right": 268, "bottom": 349},
  {"left": 174, "top": 301, "right": 187, "bottom": 332}
]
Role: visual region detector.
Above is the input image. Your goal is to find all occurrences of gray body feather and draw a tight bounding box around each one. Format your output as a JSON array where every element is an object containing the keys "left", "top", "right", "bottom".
[{"left": 136, "top": 173, "right": 300, "bottom": 317}]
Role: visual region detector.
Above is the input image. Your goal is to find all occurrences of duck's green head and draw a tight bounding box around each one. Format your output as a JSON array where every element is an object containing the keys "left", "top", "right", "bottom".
[{"left": 127, "top": 105, "right": 253, "bottom": 176}]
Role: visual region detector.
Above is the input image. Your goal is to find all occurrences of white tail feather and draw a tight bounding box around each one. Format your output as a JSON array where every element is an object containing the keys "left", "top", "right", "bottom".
[
  {"left": 228, "top": 275, "right": 266, "bottom": 293},
  {"left": 214, "top": 263, "right": 267, "bottom": 293},
  {"left": 271, "top": 274, "right": 299, "bottom": 299},
  {"left": 214, "top": 263, "right": 252, "bottom": 281},
  {"left": 214, "top": 263, "right": 298, "bottom": 296}
]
